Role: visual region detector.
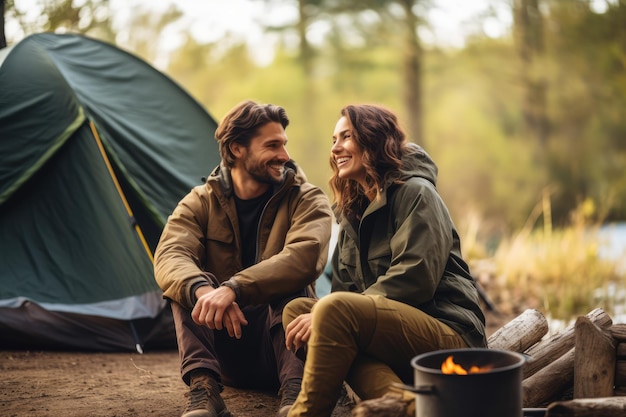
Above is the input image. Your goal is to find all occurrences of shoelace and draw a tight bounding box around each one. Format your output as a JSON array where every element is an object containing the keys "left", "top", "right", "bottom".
[
  {"left": 278, "top": 381, "right": 301, "bottom": 408},
  {"left": 184, "top": 384, "right": 211, "bottom": 411}
]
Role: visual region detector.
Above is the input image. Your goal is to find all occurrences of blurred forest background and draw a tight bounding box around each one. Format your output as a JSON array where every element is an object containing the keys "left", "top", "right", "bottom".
[{"left": 2, "top": 0, "right": 625, "bottom": 324}]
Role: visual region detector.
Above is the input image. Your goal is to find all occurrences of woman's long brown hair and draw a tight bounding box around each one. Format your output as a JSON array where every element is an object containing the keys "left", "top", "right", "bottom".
[{"left": 329, "top": 104, "right": 407, "bottom": 222}]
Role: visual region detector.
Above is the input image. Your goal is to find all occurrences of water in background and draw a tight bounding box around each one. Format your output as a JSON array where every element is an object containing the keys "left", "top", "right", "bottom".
[
  {"left": 548, "top": 222, "right": 626, "bottom": 332},
  {"left": 598, "top": 222, "right": 626, "bottom": 271},
  {"left": 594, "top": 222, "right": 626, "bottom": 324}
]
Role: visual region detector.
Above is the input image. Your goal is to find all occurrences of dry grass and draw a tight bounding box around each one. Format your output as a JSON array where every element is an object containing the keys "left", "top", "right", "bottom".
[{"left": 468, "top": 198, "right": 624, "bottom": 325}]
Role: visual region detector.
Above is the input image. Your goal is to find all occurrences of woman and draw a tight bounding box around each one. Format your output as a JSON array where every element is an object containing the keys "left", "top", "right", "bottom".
[{"left": 281, "top": 104, "right": 487, "bottom": 417}]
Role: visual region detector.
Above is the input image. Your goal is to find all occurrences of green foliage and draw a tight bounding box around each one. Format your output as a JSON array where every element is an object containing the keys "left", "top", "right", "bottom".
[
  {"left": 540, "top": 0, "right": 626, "bottom": 222},
  {"left": 42, "top": 0, "right": 116, "bottom": 42},
  {"left": 424, "top": 40, "right": 546, "bottom": 235},
  {"left": 5, "top": 0, "right": 626, "bottom": 235},
  {"left": 114, "top": 5, "right": 183, "bottom": 63}
]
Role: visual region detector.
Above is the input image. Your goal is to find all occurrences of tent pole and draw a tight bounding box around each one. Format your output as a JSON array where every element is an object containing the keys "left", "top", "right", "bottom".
[
  {"left": 129, "top": 320, "right": 144, "bottom": 354},
  {"left": 89, "top": 121, "right": 154, "bottom": 262}
]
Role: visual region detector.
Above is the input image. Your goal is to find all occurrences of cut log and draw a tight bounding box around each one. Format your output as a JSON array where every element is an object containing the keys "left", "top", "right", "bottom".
[
  {"left": 611, "top": 328, "right": 626, "bottom": 390},
  {"left": 616, "top": 340, "right": 626, "bottom": 388},
  {"left": 522, "top": 347, "right": 575, "bottom": 407},
  {"left": 347, "top": 309, "right": 620, "bottom": 416},
  {"left": 545, "top": 397, "right": 626, "bottom": 417},
  {"left": 523, "top": 308, "right": 612, "bottom": 378},
  {"left": 610, "top": 324, "right": 626, "bottom": 342},
  {"left": 574, "top": 316, "right": 616, "bottom": 398},
  {"left": 487, "top": 308, "right": 548, "bottom": 352},
  {"left": 614, "top": 361, "right": 626, "bottom": 387}
]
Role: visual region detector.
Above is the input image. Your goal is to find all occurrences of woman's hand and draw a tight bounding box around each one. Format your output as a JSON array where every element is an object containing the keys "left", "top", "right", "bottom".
[{"left": 285, "top": 313, "right": 312, "bottom": 352}]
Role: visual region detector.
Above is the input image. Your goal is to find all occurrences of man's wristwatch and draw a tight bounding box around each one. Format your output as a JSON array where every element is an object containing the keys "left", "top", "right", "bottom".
[{"left": 220, "top": 278, "right": 240, "bottom": 302}]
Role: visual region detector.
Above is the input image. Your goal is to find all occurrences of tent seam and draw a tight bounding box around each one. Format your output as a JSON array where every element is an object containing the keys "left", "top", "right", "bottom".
[{"left": 0, "top": 106, "right": 86, "bottom": 206}]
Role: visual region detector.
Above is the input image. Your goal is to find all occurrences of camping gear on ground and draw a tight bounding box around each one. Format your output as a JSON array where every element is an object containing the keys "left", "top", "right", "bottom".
[{"left": 0, "top": 33, "right": 220, "bottom": 352}]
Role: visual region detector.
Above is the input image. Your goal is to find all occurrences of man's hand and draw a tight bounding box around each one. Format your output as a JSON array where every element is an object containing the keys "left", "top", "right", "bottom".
[
  {"left": 192, "top": 286, "right": 248, "bottom": 338},
  {"left": 285, "top": 313, "right": 312, "bottom": 352}
]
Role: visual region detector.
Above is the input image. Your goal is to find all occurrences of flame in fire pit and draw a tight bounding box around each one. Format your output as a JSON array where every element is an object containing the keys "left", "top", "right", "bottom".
[{"left": 441, "top": 355, "right": 494, "bottom": 375}]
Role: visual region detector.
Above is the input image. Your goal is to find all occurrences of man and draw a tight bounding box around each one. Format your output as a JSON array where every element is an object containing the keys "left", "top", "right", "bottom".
[{"left": 154, "top": 100, "right": 332, "bottom": 417}]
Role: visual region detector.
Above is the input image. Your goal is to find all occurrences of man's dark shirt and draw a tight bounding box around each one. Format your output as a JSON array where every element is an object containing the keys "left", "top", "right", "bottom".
[{"left": 234, "top": 188, "right": 273, "bottom": 268}]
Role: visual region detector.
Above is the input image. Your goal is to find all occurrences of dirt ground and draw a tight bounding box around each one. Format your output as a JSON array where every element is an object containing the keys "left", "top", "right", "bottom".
[
  {"left": 0, "top": 311, "right": 507, "bottom": 417},
  {"left": 0, "top": 349, "right": 355, "bottom": 417}
]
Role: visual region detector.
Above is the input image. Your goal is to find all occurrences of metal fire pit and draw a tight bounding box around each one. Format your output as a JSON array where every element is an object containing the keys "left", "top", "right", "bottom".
[{"left": 404, "top": 348, "right": 526, "bottom": 417}]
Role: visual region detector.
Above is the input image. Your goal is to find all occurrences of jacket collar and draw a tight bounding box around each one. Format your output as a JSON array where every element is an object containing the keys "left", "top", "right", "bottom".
[
  {"left": 334, "top": 184, "right": 390, "bottom": 235},
  {"left": 332, "top": 142, "right": 437, "bottom": 222}
]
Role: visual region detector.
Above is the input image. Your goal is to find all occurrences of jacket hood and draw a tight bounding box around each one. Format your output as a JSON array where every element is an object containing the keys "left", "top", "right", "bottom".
[
  {"left": 332, "top": 143, "right": 439, "bottom": 222},
  {"left": 398, "top": 142, "right": 438, "bottom": 187},
  {"left": 206, "top": 159, "right": 305, "bottom": 197}
]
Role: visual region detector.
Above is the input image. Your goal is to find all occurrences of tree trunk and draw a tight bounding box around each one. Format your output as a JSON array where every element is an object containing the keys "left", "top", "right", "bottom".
[
  {"left": 1, "top": 0, "right": 7, "bottom": 49},
  {"left": 297, "top": 0, "right": 321, "bottom": 172},
  {"left": 513, "top": 0, "right": 548, "bottom": 146},
  {"left": 297, "top": 0, "right": 314, "bottom": 79},
  {"left": 399, "top": 0, "right": 423, "bottom": 146}
]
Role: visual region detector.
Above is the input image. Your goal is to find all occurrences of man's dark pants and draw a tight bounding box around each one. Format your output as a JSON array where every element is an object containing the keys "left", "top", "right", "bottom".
[{"left": 171, "top": 296, "right": 305, "bottom": 391}]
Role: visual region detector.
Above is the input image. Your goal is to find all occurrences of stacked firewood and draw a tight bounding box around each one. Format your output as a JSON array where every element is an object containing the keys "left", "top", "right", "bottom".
[
  {"left": 354, "top": 308, "right": 626, "bottom": 417},
  {"left": 612, "top": 324, "right": 626, "bottom": 396}
]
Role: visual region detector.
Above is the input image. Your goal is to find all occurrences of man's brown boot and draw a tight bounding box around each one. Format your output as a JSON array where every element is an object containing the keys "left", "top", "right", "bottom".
[
  {"left": 182, "top": 370, "right": 232, "bottom": 417},
  {"left": 276, "top": 378, "right": 302, "bottom": 417}
]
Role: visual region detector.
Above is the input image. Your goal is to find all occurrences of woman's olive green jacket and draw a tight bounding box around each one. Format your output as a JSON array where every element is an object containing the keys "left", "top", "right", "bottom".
[{"left": 331, "top": 143, "right": 487, "bottom": 348}]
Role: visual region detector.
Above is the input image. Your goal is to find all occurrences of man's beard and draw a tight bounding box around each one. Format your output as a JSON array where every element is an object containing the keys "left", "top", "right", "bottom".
[{"left": 243, "top": 157, "right": 285, "bottom": 185}]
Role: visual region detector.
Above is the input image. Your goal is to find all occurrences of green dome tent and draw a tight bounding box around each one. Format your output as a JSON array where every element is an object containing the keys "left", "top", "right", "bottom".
[{"left": 0, "top": 33, "right": 220, "bottom": 352}]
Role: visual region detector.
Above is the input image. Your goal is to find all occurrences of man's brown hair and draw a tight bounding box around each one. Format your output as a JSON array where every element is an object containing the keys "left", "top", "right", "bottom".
[{"left": 214, "top": 100, "right": 289, "bottom": 168}]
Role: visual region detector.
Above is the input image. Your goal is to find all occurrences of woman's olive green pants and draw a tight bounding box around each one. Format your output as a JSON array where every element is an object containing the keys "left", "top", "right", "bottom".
[{"left": 283, "top": 292, "right": 467, "bottom": 417}]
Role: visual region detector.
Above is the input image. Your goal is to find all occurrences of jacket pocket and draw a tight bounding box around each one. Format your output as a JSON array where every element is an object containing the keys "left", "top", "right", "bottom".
[
  {"left": 338, "top": 241, "right": 359, "bottom": 284},
  {"left": 367, "top": 241, "right": 391, "bottom": 280},
  {"left": 206, "top": 220, "right": 234, "bottom": 244}
]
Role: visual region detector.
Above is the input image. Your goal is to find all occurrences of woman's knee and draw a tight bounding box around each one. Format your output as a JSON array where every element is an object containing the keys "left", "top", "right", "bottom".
[
  {"left": 282, "top": 297, "right": 317, "bottom": 328},
  {"left": 313, "top": 292, "right": 372, "bottom": 316},
  {"left": 311, "top": 292, "right": 377, "bottom": 338}
]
